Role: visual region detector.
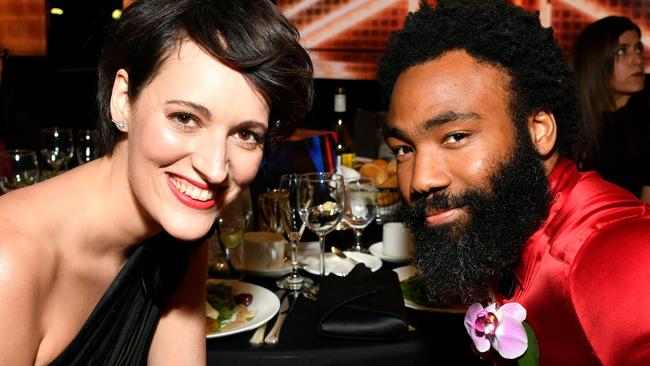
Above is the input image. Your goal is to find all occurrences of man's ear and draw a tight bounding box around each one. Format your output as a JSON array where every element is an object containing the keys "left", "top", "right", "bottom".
[
  {"left": 110, "top": 69, "right": 131, "bottom": 130},
  {"left": 527, "top": 110, "right": 557, "bottom": 157}
]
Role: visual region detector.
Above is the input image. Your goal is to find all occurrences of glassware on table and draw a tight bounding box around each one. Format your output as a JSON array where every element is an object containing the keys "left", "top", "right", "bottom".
[
  {"left": 40, "top": 127, "right": 74, "bottom": 178},
  {"left": 276, "top": 174, "right": 313, "bottom": 290},
  {"left": 258, "top": 189, "right": 288, "bottom": 235},
  {"left": 344, "top": 178, "right": 377, "bottom": 252},
  {"left": 76, "top": 129, "right": 100, "bottom": 165},
  {"left": 0, "top": 149, "right": 40, "bottom": 193},
  {"left": 298, "top": 172, "right": 345, "bottom": 276},
  {"left": 215, "top": 207, "right": 245, "bottom": 279}
]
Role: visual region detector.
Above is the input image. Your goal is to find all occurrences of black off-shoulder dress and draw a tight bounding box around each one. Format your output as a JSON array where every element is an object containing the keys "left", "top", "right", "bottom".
[{"left": 49, "top": 232, "right": 204, "bottom": 365}]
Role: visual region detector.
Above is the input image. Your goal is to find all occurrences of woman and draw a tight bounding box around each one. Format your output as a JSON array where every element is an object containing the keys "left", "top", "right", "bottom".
[
  {"left": 572, "top": 16, "right": 650, "bottom": 201},
  {"left": 0, "top": 0, "right": 312, "bottom": 364}
]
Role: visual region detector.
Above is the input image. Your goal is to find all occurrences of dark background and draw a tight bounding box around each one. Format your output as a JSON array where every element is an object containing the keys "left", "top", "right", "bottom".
[{"left": 0, "top": 0, "right": 386, "bottom": 152}]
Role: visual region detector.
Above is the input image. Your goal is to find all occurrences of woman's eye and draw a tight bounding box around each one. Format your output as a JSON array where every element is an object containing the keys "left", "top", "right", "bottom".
[
  {"left": 234, "top": 129, "right": 264, "bottom": 150},
  {"left": 635, "top": 44, "right": 644, "bottom": 54},
  {"left": 169, "top": 112, "right": 199, "bottom": 129}
]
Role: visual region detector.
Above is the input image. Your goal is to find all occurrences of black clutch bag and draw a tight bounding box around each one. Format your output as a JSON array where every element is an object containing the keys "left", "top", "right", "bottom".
[{"left": 316, "top": 264, "right": 409, "bottom": 341}]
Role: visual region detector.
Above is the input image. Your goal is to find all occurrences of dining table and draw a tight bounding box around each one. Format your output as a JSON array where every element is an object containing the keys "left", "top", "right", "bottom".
[{"left": 206, "top": 223, "right": 488, "bottom": 366}]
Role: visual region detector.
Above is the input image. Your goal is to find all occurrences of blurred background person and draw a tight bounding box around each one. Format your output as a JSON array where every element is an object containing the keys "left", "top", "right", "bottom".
[{"left": 572, "top": 16, "right": 650, "bottom": 202}]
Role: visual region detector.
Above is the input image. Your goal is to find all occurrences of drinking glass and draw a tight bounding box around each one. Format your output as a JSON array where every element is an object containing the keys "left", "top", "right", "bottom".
[
  {"left": 344, "top": 178, "right": 377, "bottom": 252},
  {"left": 0, "top": 149, "right": 40, "bottom": 193},
  {"left": 216, "top": 207, "right": 245, "bottom": 279},
  {"left": 40, "top": 127, "right": 74, "bottom": 178},
  {"left": 298, "top": 172, "right": 345, "bottom": 276},
  {"left": 276, "top": 174, "right": 314, "bottom": 290},
  {"left": 76, "top": 129, "right": 100, "bottom": 165},
  {"left": 258, "top": 189, "right": 288, "bottom": 235}
]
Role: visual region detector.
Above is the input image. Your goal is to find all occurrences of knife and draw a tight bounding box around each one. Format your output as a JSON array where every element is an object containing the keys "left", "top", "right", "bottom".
[
  {"left": 264, "top": 290, "right": 297, "bottom": 345},
  {"left": 250, "top": 290, "right": 285, "bottom": 346}
]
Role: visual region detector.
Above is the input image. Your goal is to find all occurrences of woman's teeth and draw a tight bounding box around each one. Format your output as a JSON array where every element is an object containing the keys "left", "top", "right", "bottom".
[{"left": 170, "top": 177, "right": 214, "bottom": 201}]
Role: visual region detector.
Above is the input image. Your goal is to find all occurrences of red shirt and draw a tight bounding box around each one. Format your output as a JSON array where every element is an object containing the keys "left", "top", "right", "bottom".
[{"left": 498, "top": 158, "right": 650, "bottom": 365}]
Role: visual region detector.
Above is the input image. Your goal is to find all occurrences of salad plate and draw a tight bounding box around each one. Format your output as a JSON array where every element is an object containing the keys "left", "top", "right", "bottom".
[
  {"left": 206, "top": 279, "right": 280, "bottom": 338},
  {"left": 393, "top": 265, "right": 466, "bottom": 314},
  {"left": 300, "top": 251, "right": 382, "bottom": 276}
]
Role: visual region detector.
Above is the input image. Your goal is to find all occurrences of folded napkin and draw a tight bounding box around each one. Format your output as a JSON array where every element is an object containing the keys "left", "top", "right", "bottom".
[{"left": 316, "top": 264, "right": 408, "bottom": 341}]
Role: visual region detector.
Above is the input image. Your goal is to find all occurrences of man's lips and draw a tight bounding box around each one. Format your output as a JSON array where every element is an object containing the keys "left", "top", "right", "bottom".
[{"left": 424, "top": 207, "right": 464, "bottom": 227}]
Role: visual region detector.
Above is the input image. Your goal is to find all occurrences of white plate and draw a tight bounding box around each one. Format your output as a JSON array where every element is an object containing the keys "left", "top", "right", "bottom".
[
  {"left": 300, "top": 251, "right": 382, "bottom": 276},
  {"left": 206, "top": 279, "right": 280, "bottom": 338},
  {"left": 231, "top": 256, "right": 292, "bottom": 278},
  {"left": 393, "top": 265, "right": 465, "bottom": 314},
  {"left": 369, "top": 242, "right": 411, "bottom": 263}
]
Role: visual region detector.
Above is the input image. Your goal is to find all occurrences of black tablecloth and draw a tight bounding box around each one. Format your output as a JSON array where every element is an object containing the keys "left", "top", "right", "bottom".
[{"left": 207, "top": 225, "right": 487, "bottom": 366}]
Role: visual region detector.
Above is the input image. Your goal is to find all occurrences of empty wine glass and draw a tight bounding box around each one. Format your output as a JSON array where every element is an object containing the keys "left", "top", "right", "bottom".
[
  {"left": 276, "top": 174, "right": 313, "bottom": 290},
  {"left": 76, "top": 129, "right": 100, "bottom": 165},
  {"left": 40, "top": 127, "right": 74, "bottom": 178},
  {"left": 0, "top": 149, "right": 40, "bottom": 193},
  {"left": 344, "top": 178, "right": 377, "bottom": 252},
  {"left": 298, "top": 172, "right": 345, "bottom": 276}
]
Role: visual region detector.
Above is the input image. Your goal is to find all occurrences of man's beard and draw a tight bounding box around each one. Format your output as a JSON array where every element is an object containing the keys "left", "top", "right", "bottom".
[{"left": 400, "top": 130, "right": 551, "bottom": 306}]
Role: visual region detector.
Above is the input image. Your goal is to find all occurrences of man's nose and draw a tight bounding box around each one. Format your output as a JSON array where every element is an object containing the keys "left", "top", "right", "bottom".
[{"left": 408, "top": 153, "right": 451, "bottom": 201}]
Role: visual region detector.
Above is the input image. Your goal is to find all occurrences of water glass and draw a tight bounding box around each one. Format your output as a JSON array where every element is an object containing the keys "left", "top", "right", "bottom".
[
  {"left": 0, "top": 149, "right": 40, "bottom": 193},
  {"left": 344, "top": 178, "right": 377, "bottom": 252}
]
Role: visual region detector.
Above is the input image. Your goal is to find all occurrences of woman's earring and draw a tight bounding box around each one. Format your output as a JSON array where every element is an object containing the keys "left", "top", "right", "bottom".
[{"left": 111, "top": 119, "right": 127, "bottom": 131}]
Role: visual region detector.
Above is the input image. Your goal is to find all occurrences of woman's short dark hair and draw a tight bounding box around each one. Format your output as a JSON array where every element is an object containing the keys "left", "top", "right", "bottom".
[
  {"left": 97, "top": 0, "right": 313, "bottom": 155},
  {"left": 572, "top": 16, "right": 641, "bottom": 167},
  {"left": 377, "top": 0, "right": 578, "bottom": 156}
]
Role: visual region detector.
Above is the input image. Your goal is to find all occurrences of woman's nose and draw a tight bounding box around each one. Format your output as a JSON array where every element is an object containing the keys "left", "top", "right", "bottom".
[{"left": 192, "top": 139, "right": 228, "bottom": 185}]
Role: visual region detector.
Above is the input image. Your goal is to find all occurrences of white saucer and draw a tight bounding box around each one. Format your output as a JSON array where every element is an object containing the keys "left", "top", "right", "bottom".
[
  {"left": 369, "top": 242, "right": 411, "bottom": 263},
  {"left": 300, "top": 251, "right": 382, "bottom": 276},
  {"left": 231, "top": 256, "right": 292, "bottom": 278}
]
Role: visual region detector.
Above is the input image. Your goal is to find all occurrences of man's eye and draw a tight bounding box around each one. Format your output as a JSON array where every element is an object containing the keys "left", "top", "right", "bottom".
[
  {"left": 444, "top": 132, "right": 468, "bottom": 144},
  {"left": 391, "top": 145, "right": 413, "bottom": 156}
]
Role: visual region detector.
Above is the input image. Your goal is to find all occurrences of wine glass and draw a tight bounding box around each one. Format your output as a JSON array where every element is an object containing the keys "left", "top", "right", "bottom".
[
  {"left": 344, "top": 178, "right": 377, "bottom": 252},
  {"left": 0, "top": 149, "right": 40, "bottom": 193},
  {"left": 76, "top": 129, "right": 100, "bottom": 165},
  {"left": 276, "top": 174, "right": 314, "bottom": 290},
  {"left": 298, "top": 172, "right": 345, "bottom": 276},
  {"left": 40, "top": 127, "right": 74, "bottom": 178}
]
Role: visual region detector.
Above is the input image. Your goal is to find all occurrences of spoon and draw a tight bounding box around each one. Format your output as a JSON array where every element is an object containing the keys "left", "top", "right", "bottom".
[{"left": 331, "top": 246, "right": 359, "bottom": 265}]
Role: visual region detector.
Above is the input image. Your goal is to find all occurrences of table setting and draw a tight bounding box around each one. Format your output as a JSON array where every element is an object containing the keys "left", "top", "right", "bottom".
[{"left": 204, "top": 168, "right": 484, "bottom": 365}]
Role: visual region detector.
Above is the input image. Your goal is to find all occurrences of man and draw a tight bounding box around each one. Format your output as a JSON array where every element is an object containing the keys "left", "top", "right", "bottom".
[{"left": 377, "top": 0, "right": 650, "bottom": 364}]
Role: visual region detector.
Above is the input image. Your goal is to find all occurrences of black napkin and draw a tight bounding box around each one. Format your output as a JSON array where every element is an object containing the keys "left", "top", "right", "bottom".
[{"left": 316, "top": 264, "right": 408, "bottom": 341}]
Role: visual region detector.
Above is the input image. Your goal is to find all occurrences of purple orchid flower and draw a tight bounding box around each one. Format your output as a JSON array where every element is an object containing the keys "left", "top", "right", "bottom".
[{"left": 464, "top": 302, "right": 528, "bottom": 359}]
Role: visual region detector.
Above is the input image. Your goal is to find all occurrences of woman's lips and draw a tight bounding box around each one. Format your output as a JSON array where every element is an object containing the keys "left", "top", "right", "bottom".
[
  {"left": 167, "top": 174, "right": 217, "bottom": 210},
  {"left": 424, "top": 207, "right": 463, "bottom": 227}
]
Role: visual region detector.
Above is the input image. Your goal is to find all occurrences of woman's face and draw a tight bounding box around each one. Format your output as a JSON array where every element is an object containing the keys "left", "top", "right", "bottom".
[
  {"left": 610, "top": 29, "right": 645, "bottom": 99},
  {"left": 119, "top": 40, "right": 269, "bottom": 241}
]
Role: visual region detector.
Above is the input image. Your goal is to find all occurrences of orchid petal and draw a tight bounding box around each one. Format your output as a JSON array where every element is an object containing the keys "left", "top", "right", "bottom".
[
  {"left": 464, "top": 303, "right": 484, "bottom": 333},
  {"left": 485, "top": 302, "right": 498, "bottom": 313},
  {"left": 497, "top": 302, "right": 527, "bottom": 323},
  {"left": 493, "top": 315, "right": 528, "bottom": 359},
  {"left": 472, "top": 332, "right": 492, "bottom": 353}
]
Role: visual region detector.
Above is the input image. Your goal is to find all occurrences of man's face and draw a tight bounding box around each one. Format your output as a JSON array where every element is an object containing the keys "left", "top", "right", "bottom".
[{"left": 385, "top": 50, "right": 550, "bottom": 305}]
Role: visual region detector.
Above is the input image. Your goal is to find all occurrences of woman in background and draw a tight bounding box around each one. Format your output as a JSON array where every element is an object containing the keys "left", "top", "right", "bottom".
[
  {"left": 572, "top": 16, "right": 650, "bottom": 202},
  {"left": 0, "top": 0, "right": 312, "bottom": 364}
]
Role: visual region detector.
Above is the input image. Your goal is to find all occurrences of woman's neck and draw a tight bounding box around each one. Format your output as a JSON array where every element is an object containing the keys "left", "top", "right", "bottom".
[{"left": 612, "top": 92, "right": 632, "bottom": 111}]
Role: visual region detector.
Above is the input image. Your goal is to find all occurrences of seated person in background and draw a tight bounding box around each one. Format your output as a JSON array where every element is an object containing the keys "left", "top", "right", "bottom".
[
  {"left": 572, "top": 16, "right": 650, "bottom": 202},
  {"left": 378, "top": 0, "right": 650, "bottom": 364},
  {"left": 0, "top": 0, "right": 312, "bottom": 364}
]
